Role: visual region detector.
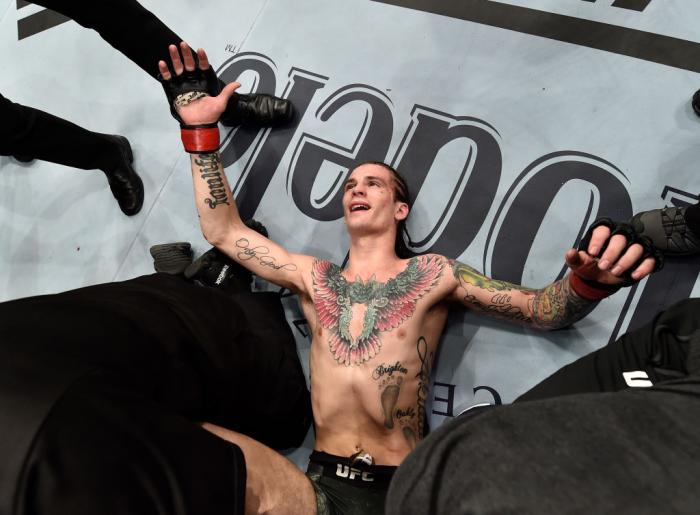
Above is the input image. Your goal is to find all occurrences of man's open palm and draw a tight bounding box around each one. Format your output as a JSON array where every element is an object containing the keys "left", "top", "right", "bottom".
[{"left": 158, "top": 42, "right": 239, "bottom": 125}]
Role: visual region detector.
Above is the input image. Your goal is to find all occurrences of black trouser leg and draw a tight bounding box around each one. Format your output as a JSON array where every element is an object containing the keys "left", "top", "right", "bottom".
[
  {"left": 16, "top": 372, "right": 247, "bottom": 515},
  {"left": 0, "top": 93, "right": 119, "bottom": 170},
  {"left": 387, "top": 299, "right": 700, "bottom": 515},
  {"left": 32, "top": 0, "right": 269, "bottom": 127},
  {"left": 684, "top": 197, "right": 700, "bottom": 234},
  {"left": 516, "top": 298, "right": 700, "bottom": 402},
  {"left": 32, "top": 0, "right": 189, "bottom": 79}
]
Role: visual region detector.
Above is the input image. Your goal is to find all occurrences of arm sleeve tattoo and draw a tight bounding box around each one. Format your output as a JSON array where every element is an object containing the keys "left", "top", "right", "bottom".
[
  {"left": 529, "top": 274, "right": 597, "bottom": 330},
  {"left": 451, "top": 260, "right": 596, "bottom": 330}
]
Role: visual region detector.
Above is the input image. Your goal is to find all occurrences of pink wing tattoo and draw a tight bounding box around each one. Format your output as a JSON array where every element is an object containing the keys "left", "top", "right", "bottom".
[
  {"left": 312, "top": 255, "right": 444, "bottom": 366},
  {"left": 373, "top": 255, "right": 444, "bottom": 332},
  {"left": 312, "top": 259, "right": 344, "bottom": 329}
]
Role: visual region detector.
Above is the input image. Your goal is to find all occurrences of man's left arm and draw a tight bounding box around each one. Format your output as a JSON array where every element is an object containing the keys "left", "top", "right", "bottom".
[{"left": 449, "top": 220, "right": 661, "bottom": 330}]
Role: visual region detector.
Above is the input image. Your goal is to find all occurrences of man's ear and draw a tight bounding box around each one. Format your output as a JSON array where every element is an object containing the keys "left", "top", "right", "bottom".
[{"left": 395, "top": 202, "right": 409, "bottom": 221}]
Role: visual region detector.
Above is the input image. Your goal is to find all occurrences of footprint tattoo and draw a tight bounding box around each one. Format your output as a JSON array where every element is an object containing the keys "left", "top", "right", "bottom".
[{"left": 379, "top": 375, "right": 403, "bottom": 429}]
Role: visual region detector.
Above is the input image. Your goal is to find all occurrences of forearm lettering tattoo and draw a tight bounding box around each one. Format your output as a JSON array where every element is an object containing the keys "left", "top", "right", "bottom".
[
  {"left": 194, "top": 153, "right": 230, "bottom": 209},
  {"left": 174, "top": 91, "right": 208, "bottom": 107},
  {"left": 373, "top": 362, "right": 409, "bottom": 429},
  {"left": 451, "top": 261, "right": 534, "bottom": 323},
  {"left": 234, "top": 238, "right": 297, "bottom": 271},
  {"left": 312, "top": 256, "right": 444, "bottom": 366},
  {"left": 530, "top": 276, "right": 596, "bottom": 329}
]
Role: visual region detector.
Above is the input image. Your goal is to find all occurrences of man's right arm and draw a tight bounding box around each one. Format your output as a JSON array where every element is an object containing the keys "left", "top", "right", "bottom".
[
  {"left": 158, "top": 42, "right": 311, "bottom": 294},
  {"left": 189, "top": 149, "right": 311, "bottom": 293}
]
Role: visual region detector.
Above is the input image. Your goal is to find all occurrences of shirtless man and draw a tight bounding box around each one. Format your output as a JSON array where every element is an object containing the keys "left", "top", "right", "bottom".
[{"left": 158, "top": 43, "right": 659, "bottom": 515}]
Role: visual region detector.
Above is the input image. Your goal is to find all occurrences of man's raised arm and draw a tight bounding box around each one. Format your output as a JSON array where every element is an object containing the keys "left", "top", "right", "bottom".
[
  {"left": 158, "top": 42, "right": 310, "bottom": 293},
  {"left": 447, "top": 219, "right": 663, "bottom": 330}
]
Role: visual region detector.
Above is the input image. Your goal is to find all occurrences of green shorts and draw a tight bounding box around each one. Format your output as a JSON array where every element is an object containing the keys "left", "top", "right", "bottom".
[{"left": 306, "top": 451, "right": 397, "bottom": 515}]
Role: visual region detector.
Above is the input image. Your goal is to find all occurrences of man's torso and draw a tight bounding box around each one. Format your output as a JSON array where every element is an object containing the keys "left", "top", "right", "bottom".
[{"left": 298, "top": 254, "right": 454, "bottom": 465}]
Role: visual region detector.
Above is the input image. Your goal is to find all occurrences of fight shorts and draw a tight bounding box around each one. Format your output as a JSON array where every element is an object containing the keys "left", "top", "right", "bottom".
[{"left": 306, "top": 451, "right": 396, "bottom": 515}]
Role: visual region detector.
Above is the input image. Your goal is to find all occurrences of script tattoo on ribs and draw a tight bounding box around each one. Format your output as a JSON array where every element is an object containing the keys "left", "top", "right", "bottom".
[
  {"left": 402, "top": 336, "right": 433, "bottom": 449},
  {"left": 194, "top": 153, "right": 229, "bottom": 209},
  {"left": 312, "top": 255, "right": 444, "bottom": 366}
]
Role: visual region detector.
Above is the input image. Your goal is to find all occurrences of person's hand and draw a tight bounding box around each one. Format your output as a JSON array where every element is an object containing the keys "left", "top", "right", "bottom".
[
  {"left": 565, "top": 220, "right": 659, "bottom": 286},
  {"left": 158, "top": 42, "right": 240, "bottom": 126}
]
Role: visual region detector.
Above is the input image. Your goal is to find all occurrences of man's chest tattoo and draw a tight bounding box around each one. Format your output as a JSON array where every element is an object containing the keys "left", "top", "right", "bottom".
[{"left": 312, "top": 255, "right": 444, "bottom": 366}]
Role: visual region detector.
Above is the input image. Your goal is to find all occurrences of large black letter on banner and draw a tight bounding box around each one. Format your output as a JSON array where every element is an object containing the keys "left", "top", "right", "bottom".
[
  {"left": 230, "top": 68, "right": 327, "bottom": 220},
  {"left": 431, "top": 382, "right": 456, "bottom": 417},
  {"left": 392, "top": 106, "right": 502, "bottom": 258},
  {"left": 486, "top": 152, "right": 632, "bottom": 284},
  {"left": 473, "top": 385, "right": 502, "bottom": 405},
  {"left": 287, "top": 85, "right": 394, "bottom": 221}
]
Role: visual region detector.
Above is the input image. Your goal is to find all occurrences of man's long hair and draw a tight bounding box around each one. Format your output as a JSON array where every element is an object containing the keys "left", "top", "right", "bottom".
[{"left": 360, "top": 161, "right": 415, "bottom": 259}]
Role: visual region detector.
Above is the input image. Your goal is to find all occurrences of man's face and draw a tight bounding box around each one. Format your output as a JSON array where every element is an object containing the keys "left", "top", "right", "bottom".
[{"left": 342, "top": 164, "right": 408, "bottom": 236}]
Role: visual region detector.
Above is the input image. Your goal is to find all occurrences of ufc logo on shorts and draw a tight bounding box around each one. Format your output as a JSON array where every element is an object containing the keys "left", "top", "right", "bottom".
[
  {"left": 335, "top": 464, "right": 374, "bottom": 482},
  {"left": 622, "top": 370, "right": 654, "bottom": 388}
]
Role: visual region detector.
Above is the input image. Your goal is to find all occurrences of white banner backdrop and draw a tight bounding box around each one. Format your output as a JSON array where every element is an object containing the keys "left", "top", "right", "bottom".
[{"left": 1, "top": 0, "right": 699, "bottom": 468}]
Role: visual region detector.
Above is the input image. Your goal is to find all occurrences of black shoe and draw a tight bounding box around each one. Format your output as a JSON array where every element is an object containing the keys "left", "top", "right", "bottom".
[
  {"left": 693, "top": 88, "right": 700, "bottom": 118},
  {"left": 184, "top": 219, "right": 268, "bottom": 292},
  {"left": 220, "top": 92, "right": 294, "bottom": 128},
  {"left": 12, "top": 154, "right": 34, "bottom": 163},
  {"left": 102, "top": 135, "right": 144, "bottom": 216},
  {"left": 149, "top": 242, "right": 193, "bottom": 274},
  {"left": 630, "top": 206, "right": 700, "bottom": 256}
]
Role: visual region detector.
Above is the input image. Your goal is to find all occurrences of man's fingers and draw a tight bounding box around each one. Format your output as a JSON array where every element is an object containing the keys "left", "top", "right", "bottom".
[
  {"left": 180, "top": 41, "right": 196, "bottom": 72},
  {"left": 158, "top": 61, "right": 171, "bottom": 80},
  {"left": 565, "top": 249, "right": 597, "bottom": 271},
  {"left": 564, "top": 248, "right": 582, "bottom": 268},
  {"left": 609, "top": 243, "right": 643, "bottom": 276},
  {"left": 586, "top": 225, "right": 611, "bottom": 257},
  {"left": 630, "top": 257, "right": 656, "bottom": 281},
  {"left": 169, "top": 44, "right": 184, "bottom": 75},
  {"left": 197, "top": 48, "right": 210, "bottom": 70},
  {"left": 597, "top": 234, "right": 628, "bottom": 270},
  {"left": 216, "top": 82, "right": 241, "bottom": 109}
]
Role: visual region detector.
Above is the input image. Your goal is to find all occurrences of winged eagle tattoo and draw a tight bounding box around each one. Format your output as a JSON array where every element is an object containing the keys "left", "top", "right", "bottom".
[{"left": 312, "top": 255, "right": 444, "bottom": 366}]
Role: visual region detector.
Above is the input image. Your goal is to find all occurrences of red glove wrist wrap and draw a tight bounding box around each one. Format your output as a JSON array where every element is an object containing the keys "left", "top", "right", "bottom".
[
  {"left": 180, "top": 123, "right": 220, "bottom": 154},
  {"left": 569, "top": 273, "right": 620, "bottom": 301}
]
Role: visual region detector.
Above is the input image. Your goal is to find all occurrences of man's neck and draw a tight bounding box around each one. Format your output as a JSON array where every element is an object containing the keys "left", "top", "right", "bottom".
[{"left": 345, "top": 233, "right": 403, "bottom": 281}]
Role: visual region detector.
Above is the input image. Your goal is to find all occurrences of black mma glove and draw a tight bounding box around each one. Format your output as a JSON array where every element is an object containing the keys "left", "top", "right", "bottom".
[
  {"left": 158, "top": 59, "right": 221, "bottom": 154},
  {"left": 571, "top": 217, "right": 664, "bottom": 300}
]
